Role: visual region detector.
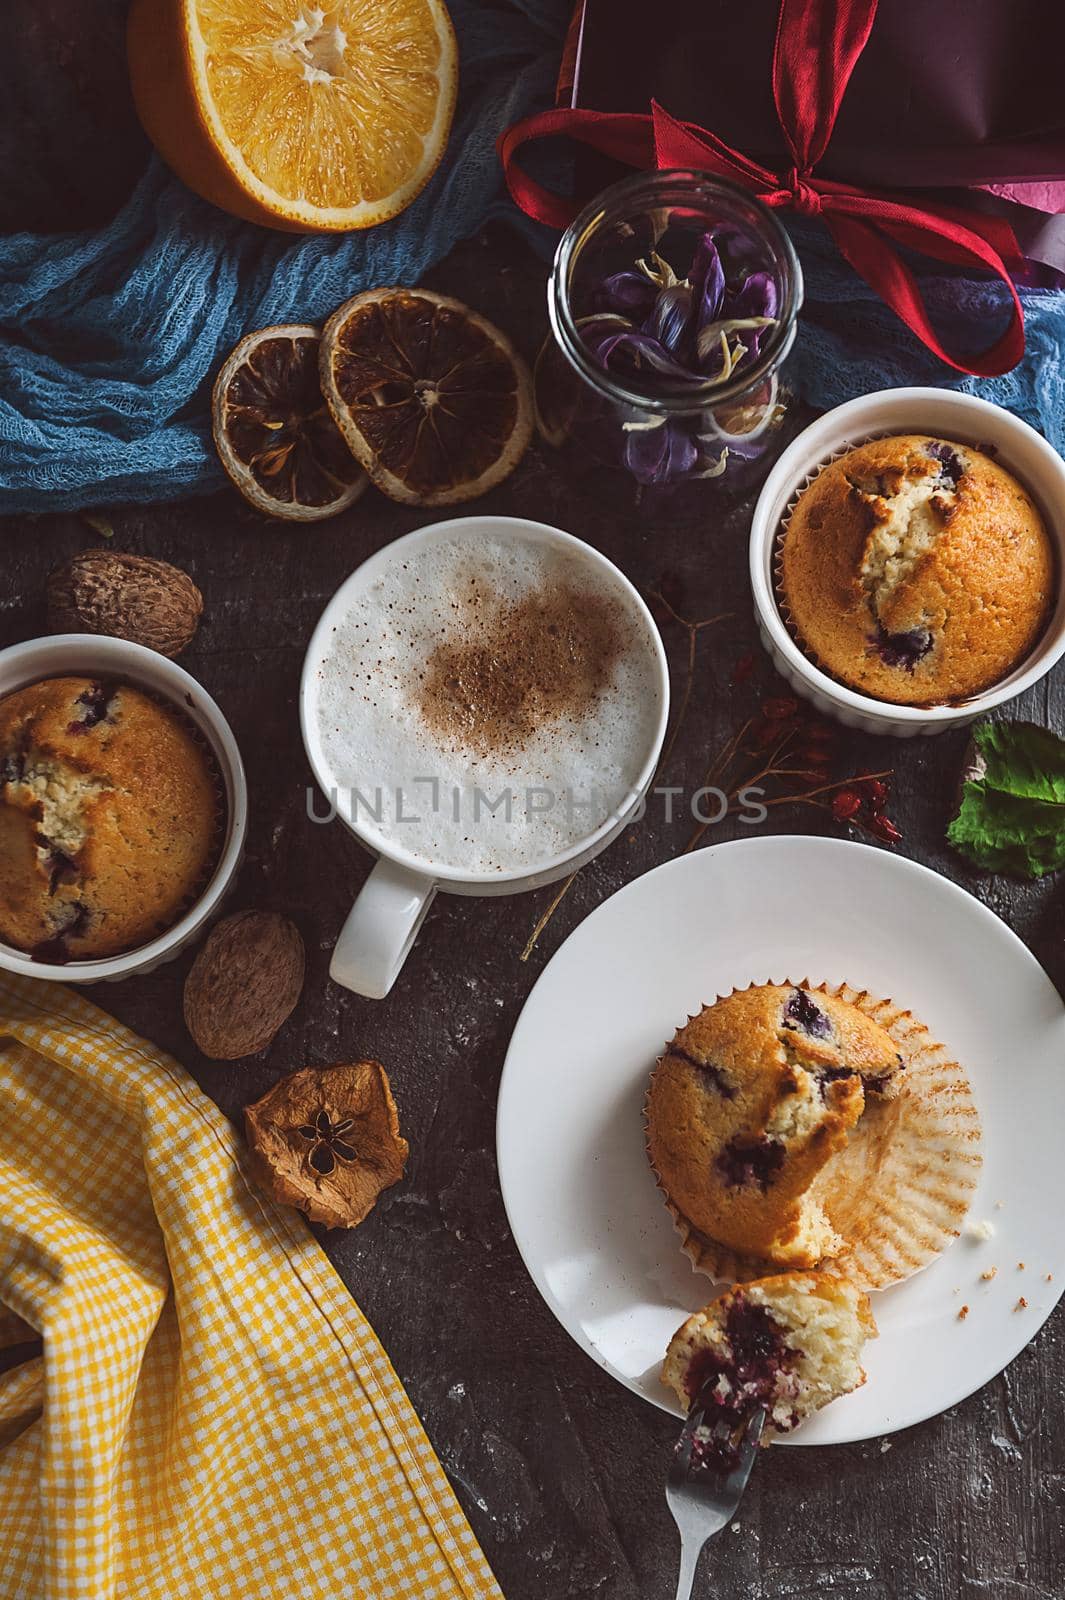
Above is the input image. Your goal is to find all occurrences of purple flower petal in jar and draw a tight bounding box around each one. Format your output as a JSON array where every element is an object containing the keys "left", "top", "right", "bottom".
[
  {"left": 623, "top": 418, "right": 697, "bottom": 485},
  {"left": 690, "top": 232, "right": 726, "bottom": 327},
  {"left": 643, "top": 283, "right": 694, "bottom": 355},
  {"left": 598, "top": 270, "right": 658, "bottom": 319},
  {"left": 662, "top": 422, "right": 698, "bottom": 481},
  {"left": 729, "top": 273, "right": 779, "bottom": 363},
  {"left": 697, "top": 327, "right": 742, "bottom": 381},
  {"left": 624, "top": 419, "right": 669, "bottom": 484},
  {"left": 591, "top": 329, "right": 707, "bottom": 385},
  {"left": 728, "top": 270, "right": 780, "bottom": 322}
]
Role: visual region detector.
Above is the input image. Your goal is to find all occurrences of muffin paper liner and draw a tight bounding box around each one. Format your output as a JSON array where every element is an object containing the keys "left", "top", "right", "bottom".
[{"left": 645, "top": 979, "right": 982, "bottom": 1293}]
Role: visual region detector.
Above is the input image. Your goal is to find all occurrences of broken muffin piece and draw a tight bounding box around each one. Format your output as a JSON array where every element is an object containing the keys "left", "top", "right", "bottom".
[
  {"left": 662, "top": 1272, "right": 876, "bottom": 1448},
  {"left": 646, "top": 983, "right": 903, "bottom": 1268},
  {"left": 244, "top": 1060, "right": 408, "bottom": 1229}
]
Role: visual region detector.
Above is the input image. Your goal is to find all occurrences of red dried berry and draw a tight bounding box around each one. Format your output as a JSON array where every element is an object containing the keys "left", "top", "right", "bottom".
[
  {"left": 794, "top": 745, "right": 832, "bottom": 767},
  {"left": 762, "top": 696, "right": 799, "bottom": 721},
  {"left": 831, "top": 789, "right": 863, "bottom": 822},
  {"left": 868, "top": 813, "right": 903, "bottom": 844},
  {"left": 745, "top": 718, "right": 779, "bottom": 751},
  {"left": 731, "top": 652, "right": 757, "bottom": 685},
  {"left": 862, "top": 778, "right": 889, "bottom": 808}
]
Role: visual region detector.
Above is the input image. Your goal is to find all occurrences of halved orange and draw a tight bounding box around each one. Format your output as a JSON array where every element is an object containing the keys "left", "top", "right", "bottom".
[
  {"left": 213, "top": 324, "right": 367, "bottom": 519},
  {"left": 128, "top": 0, "right": 458, "bottom": 233},
  {"left": 320, "top": 289, "right": 533, "bottom": 506}
]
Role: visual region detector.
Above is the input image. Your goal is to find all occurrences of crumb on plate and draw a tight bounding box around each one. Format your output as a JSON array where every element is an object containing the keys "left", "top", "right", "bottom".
[{"left": 967, "top": 1218, "right": 996, "bottom": 1241}]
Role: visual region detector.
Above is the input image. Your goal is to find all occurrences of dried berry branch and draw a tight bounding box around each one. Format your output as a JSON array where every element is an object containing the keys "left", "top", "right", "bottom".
[
  {"left": 646, "top": 589, "right": 730, "bottom": 777},
  {"left": 520, "top": 869, "right": 580, "bottom": 964},
  {"left": 685, "top": 696, "right": 898, "bottom": 853}
]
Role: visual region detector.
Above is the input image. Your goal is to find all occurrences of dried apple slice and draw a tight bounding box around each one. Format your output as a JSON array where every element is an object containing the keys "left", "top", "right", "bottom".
[
  {"left": 244, "top": 1061, "right": 408, "bottom": 1228},
  {"left": 212, "top": 324, "right": 367, "bottom": 521}
]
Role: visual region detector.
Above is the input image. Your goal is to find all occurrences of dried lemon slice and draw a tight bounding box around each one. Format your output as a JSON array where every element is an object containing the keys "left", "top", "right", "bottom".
[
  {"left": 213, "top": 324, "right": 367, "bottom": 519},
  {"left": 128, "top": 0, "right": 457, "bottom": 232},
  {"left": 320, "top": 288, "right": 533, "bottom": 506}
]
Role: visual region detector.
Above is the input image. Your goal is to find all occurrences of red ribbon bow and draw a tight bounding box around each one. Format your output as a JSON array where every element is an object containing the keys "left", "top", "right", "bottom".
[{"left": 499, "top": 0, "right": 1025, "bottom": 377}]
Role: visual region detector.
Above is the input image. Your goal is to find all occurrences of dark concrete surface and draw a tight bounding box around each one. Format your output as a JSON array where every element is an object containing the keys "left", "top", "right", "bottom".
[{"left": 4, "top": 11, "right": 1065, "bottom": 1599}]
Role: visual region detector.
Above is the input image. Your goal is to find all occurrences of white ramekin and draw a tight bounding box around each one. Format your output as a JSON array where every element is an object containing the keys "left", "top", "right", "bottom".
[
  {"left": 749, "top": 387, "right": 1065, "bottom": 737},
  {"left": 0, "top": 634, "right": 247, "bottom": 983}
]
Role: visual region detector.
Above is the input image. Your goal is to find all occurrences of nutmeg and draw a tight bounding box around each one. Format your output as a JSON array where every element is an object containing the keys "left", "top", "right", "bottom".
[
  {"left": 46, "top": 549, "right": 203, "bottom": 658},
  {"left": 183, "top": 910, "right": 305, "bottom": 1060}
]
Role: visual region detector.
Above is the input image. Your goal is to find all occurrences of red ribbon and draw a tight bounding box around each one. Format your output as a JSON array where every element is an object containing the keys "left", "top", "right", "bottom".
[{"left": 499, "top": 0, "right": 1025, "bottom": 377}]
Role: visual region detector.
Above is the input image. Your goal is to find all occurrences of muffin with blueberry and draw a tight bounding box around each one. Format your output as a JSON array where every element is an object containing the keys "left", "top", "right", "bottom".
[
  {"left": 646, "top": 983, "right": 903, "bottom": 1270},
  {"left": 780, "top": 435, "right": 1054, "bottom": 705},
  {"left": 0, "top": 676, "right": 218, "bottom": 960},
  {"left": 662, "top": 1273, "right": 875, "bottom": 1443}
]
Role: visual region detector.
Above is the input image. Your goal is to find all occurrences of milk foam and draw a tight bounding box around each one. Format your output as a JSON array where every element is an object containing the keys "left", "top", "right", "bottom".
[{"left": 313, "top": 534, "right": 663, "bottom": 874}]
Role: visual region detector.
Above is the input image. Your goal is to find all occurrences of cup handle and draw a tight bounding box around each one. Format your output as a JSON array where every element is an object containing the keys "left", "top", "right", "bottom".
[{"left": 329, "top": 858, "right": 437, "bottom": 999}]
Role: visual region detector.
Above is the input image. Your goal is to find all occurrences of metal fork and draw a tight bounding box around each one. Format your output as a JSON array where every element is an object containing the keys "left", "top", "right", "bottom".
[{"left": 666, "top": 1401, "right": 766, "bottom": 1600}]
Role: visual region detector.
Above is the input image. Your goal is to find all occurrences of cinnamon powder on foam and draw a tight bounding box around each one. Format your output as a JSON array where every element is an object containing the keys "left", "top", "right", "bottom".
[{"left": 415, "top": 573, "right": 627, "bottom": 760}]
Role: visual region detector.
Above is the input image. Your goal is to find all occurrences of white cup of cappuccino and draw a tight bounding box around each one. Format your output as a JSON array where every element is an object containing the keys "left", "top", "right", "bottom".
[{"left": 300, "top": 515, "right": 669, "bottom": 998}]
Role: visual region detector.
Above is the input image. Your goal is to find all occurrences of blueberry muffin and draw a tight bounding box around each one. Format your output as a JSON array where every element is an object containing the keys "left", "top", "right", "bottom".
[
  {"left": 662, "top": 1273, "right": 875, "bottom": 1445},
  {"left": 780, "top": 435, "right": 1055, "bottom": 705},
  {"left": 646, "top": 984, "right": 903, "bottom": 1268},
  {"left": 0, "top": 677, "right": 218, "bottom": 959}
]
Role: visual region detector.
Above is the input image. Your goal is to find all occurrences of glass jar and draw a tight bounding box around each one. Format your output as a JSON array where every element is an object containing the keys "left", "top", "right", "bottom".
[{"left": 535, "top": 170, "right": 803, "bottom": 516}]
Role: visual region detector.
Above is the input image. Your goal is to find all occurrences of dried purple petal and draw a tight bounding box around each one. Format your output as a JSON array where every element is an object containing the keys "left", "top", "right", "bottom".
[
  {"left": 590, "top": 329, "right": 705, "bottom": 385},
  {"left": 579, "top": 229, "right": 782, "bottom": 407},
  {"left": 730, "top": 270, "right": 780, "bottom": 322},
  {"left": 643, "top": 284, "right": 693, "bottom": 355},
  {"left": 690, "top": 233, "right": 725, "bottom": 325},
  {"left": 624, "top": 420, "right": 698, "bottom": 485},
  {"left": 599, "top": 271, "right": 658, "bottom": 319}
]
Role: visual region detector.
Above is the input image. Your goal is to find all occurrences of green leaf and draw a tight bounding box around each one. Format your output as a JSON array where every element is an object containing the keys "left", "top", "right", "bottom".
[
  {"left": 947, "top": 720, "right": 1065, "bottom": 878},
  {"left": 81, "top": 512, "right": 114, "bottom": 540}
]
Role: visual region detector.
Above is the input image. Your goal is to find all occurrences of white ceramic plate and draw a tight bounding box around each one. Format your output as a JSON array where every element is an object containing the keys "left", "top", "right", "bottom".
[{"left": 497, "top": 837, "right": 1065, "bottom": 1443}]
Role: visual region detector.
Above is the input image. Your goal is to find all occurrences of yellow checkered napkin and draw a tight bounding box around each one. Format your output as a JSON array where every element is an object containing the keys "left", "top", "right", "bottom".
[{"left": 0, "top": 973, "right": 503, "bottom": 1600}]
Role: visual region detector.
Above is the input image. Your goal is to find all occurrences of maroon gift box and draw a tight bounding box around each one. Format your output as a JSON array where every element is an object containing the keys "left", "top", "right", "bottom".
[
  {"left": 567, "top": 0, "right": 1065, "bottom": 269},
  {"left": 501, "top": 0, "right": 1064, "bottom": 373}
]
